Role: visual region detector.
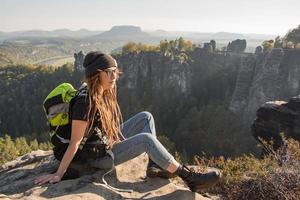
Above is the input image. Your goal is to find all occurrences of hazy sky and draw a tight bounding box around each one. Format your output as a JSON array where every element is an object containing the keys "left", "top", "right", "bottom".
[{"left": 1, "top": 0, "right": 299, "bottom": 35}]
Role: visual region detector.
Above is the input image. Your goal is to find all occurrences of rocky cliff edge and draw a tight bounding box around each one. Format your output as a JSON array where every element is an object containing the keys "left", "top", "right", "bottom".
[{"left": 0, "top": 150, "right": 219, "bottom": 200}]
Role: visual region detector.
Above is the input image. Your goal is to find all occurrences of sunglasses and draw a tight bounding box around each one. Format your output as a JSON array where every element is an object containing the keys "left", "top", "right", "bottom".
[{"left": 98, "top": 68, "right": 122, "bottom": 77}]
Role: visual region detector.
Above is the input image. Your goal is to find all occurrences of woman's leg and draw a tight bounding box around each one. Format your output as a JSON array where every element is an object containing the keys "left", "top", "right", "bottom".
[
  {"left": 119, "top": 111, "right": 172, "bottom": 177},
  {"left": 88, "top": 132, "right": 179, "bottom": 171},
  {"left": 87, "top": 132, "right": 221, "bottom": 192},
  {"left": 120, "top": 111, "right": 156, "bottom": 139}
]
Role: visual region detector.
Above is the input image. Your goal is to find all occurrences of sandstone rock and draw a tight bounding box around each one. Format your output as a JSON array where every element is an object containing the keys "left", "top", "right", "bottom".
[
  {"left": 210, "top": 40, "right": 216, "bottom": 52},
  {"left": 252, "top": 95, "right": 300, "bottom": 153},
  {"left": 229, "top": 54, "right": 256, "bottom": 114},
  {"left": 0, "top": 150, "right": 219, "bottom": 200},
  {"left": 230, "top": 49, "right": 300, "bottom": 120},
  {"left": 74, "top": 51, "right": 85, "bottom": 71},
  {"left": 203, "top": 43, "right": 213, "bottom": 53},
  {"left": 255, "top": 46, "right": 263, "bottom": 55},
  {"left": 227, "top": 39, "right": 247, "bottom": 53},
  {"left": 118, "top": 51, "right": 192, "bottom": 95}
]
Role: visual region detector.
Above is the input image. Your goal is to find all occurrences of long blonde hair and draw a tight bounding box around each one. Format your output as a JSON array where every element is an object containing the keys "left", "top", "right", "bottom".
[{"left": 84, "top": 71, "right": 122, "bottom": 148}]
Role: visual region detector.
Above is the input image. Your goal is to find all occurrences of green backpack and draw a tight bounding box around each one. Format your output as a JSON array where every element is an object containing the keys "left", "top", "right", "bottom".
[{"left": 43, "top": 83, "right": 78, "bottom": 138}]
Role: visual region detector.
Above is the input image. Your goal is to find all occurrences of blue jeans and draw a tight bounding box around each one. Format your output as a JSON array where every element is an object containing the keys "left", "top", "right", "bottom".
[{"left": 87, "top": 111, "right": 175, "bottom": 170}]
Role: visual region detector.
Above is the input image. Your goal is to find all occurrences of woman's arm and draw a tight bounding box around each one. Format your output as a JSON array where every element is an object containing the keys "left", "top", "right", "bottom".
[{"left": 35, "top": 120, "right": 87, "bottom": 185}]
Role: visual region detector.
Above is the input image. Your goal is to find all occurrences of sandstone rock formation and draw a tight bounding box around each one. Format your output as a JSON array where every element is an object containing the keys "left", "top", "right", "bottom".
[
  {"left": 251, "top": 95, "right": 300, "bottom": 153},
  {"left": 203, "top": 43, "right": 213, "bottom": 53},
  {"left": 255, "top": 46, "right": 263, "bottom": 55},
  {"left": 118, "top": 51, "right": 192, "bottom": 96},
  {"left": 229, "top": 54, "right": 256, "bottom": 114},
  {"left": 0, "top": 150, "right": 219, "bottom": 200},
  {"left": 227, "top": 39, "right": 247, "bottom": 53},
  {"left": 74, "top": 51, "right": 85, "bottom": 71},
  {"left": 230, "top": 48, "right": 300, "bottom": 120}
]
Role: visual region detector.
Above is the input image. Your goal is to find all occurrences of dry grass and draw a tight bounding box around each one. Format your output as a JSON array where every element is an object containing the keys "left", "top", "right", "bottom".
[{"left": 194, "top": 139, "right": 300, "bottom": 200}]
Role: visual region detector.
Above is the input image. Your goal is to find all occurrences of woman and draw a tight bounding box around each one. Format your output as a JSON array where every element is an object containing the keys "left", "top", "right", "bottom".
[{"left": 35, "top": 51, "right": 221, "bottom": 193}]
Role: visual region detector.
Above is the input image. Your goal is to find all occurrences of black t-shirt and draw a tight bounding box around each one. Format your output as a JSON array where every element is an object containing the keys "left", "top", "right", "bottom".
[
  {"left": 71, "top": 96, "right": 88, "bottom": 121},
  {"left": 52, "top": 92, "right": 104, "bottom": 161},
  {"left": 71, "top": 96, "right": 102, "bottom": 142}
]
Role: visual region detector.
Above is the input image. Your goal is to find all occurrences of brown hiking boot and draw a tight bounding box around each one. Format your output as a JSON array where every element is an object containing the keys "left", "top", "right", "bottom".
[{"left": 176, "top": 165, "right": 221, "bottom": 192}]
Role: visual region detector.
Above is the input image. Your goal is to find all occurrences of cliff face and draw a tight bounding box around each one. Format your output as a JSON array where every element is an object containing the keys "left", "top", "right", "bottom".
[
  {"left": 118, "top": 51, "right": 192, "bottom": 96},
  {"left": 230, "top": 49, "right": 300, "bottom": 119},
  {"left": 246, "top": 49, "right": 285, "bottom": 117},
  {"left": 117, "top": 50, "right": 243, "bottom": 103},
  {"left": 228, "top": 54, "right": 256, "bottom": 114},
  {"left": 117, "top": 48, "right": 300, "bottom": 121}
]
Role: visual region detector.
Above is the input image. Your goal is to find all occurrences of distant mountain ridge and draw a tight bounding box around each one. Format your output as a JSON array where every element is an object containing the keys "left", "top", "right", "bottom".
[
  {"left": 150, "top": 30, "right": 276, "bottom": 40},
  {"left": 0, "top": 25, "right": 276, "bottom": 41},
  {"left": 0, "top": 29, "right": 103, "bottom": 41},
  {"left": 0, "top": 25, "right": 277, "bottom": 65},
  {"left": 96, "top": 25, "right": 150, "bottom": 38}
]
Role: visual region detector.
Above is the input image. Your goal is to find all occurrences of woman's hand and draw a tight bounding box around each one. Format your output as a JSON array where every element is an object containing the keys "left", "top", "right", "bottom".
[{"left": 34, "top": 172, "right": 62, "bottom": 185}]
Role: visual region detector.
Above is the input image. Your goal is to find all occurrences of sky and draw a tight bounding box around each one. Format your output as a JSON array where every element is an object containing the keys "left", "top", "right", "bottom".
[{"left": 1, "top": 0, "right": 299, "bottom": 35}]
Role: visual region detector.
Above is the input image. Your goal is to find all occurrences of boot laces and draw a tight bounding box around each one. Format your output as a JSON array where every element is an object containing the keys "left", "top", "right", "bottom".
[{"left": 182, "top": 165, "right": 200, "bottom": 179}]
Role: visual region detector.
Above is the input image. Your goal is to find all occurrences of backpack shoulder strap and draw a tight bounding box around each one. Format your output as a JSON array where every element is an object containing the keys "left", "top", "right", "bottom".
[
  {"left": 70, "top": 83, "right": 88, "bottom": 106},
  {"left": 76, "top": 82, "right": 88, "bottom": 98}
]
